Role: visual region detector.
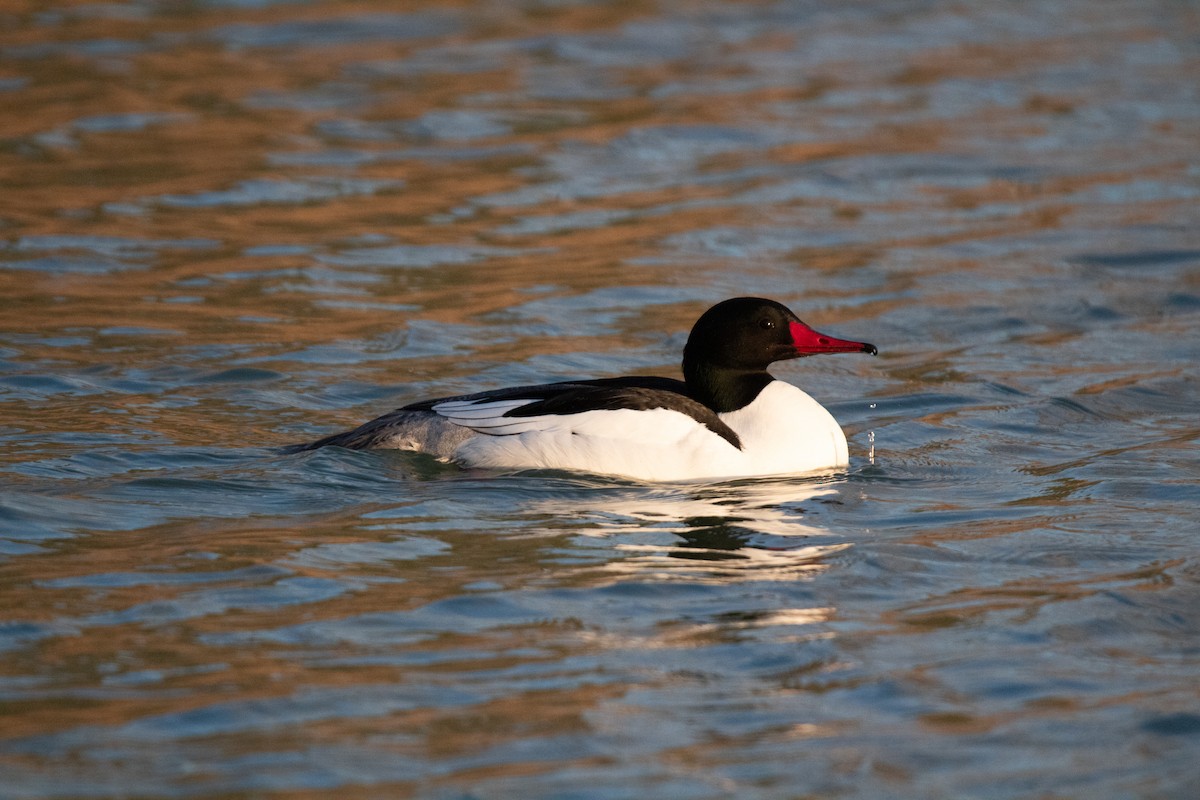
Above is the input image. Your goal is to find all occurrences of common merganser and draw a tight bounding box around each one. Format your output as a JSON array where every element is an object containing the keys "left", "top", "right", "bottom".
[{"left": 296, "top": 297, "right": 877, "bottom": 481}]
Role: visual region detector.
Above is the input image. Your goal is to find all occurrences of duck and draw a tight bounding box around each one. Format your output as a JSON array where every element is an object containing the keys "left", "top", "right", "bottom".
[{"left": 295, "top": 297, "right": 877, "bottom": 481}]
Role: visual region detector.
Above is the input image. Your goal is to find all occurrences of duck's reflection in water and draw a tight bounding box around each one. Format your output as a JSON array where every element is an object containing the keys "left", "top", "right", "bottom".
[{"left": 531, "top": 477, "right": 853, "bottom": 584}]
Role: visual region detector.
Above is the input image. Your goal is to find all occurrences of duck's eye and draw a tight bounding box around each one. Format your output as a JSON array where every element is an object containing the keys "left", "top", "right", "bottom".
[{"left": 758, "top": 317, "right": 775, "bottom": 330}]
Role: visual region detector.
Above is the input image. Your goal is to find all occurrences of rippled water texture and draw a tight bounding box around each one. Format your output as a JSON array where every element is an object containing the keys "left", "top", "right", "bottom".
[{"left": 2, "top": 1, "right": 1199, "bottom": 797}]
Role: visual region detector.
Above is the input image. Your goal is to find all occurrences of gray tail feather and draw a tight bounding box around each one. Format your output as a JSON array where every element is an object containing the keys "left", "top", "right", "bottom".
[{"left": 285, "top": 409, "right": 471, "bottom": 456}]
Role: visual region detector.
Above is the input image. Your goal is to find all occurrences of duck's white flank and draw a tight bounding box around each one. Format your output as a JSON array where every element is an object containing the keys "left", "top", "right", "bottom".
[{"left": 437, "top": 380, "right": 846, "bottom": 482}]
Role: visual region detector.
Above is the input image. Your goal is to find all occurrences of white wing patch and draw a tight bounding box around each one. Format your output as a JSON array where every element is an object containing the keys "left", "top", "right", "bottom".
[
  {"left": 431, "top": 398, "right": 570, "bottom": 435},
  {"left": 433, "top": 398, "right": 710, "bottom": 441}
]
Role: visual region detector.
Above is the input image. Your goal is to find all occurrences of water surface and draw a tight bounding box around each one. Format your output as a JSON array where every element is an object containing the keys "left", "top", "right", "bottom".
[{"left": 2, "top": 1, "right": 1198, "bottom": 797}]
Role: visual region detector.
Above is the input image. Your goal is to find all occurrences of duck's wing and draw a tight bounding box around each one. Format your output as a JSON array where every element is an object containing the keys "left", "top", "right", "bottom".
[
  {"left": 423, "top": 377, "right": 742, "bottom": 449},
  {"left": 401, "top": 376, "right": 686, "bottom": 411}
]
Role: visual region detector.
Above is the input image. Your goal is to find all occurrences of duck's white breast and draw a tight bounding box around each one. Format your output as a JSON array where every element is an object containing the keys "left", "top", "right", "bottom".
[{"left": 717, "top": 381, "right": 848, "bottom": 476}]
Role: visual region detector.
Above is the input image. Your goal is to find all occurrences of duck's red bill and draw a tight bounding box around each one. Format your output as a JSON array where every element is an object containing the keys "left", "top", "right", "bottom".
[{"left": 789, "top": 320, "right": 878, "bottom": 356}]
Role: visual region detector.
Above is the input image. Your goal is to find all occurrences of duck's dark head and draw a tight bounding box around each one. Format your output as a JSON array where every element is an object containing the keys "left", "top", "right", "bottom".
[{"left": 683, "top": 297, "right": 877, "bottom": 412}]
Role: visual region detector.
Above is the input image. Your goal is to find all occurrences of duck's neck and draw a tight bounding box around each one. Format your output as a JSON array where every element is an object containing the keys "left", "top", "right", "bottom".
[{"left": 683, "top": 358, "right": 774, "bottom": 414}]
